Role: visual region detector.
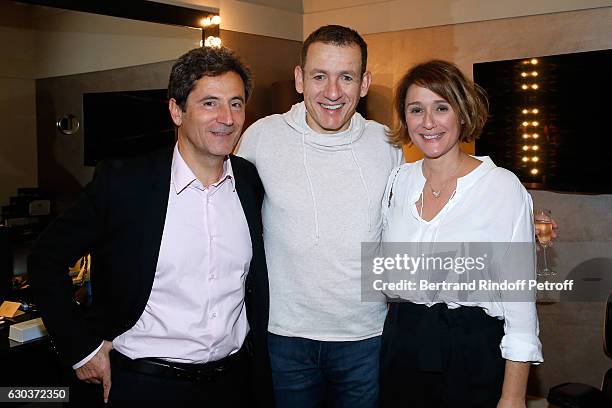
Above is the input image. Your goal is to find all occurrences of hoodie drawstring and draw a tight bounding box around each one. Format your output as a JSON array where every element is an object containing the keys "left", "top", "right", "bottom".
[
  {"left": 302, "top": 131, "right": 320, "bottom": 244},
  {"left": 349, "top": 140, "right": 373, "bottom": 232}
]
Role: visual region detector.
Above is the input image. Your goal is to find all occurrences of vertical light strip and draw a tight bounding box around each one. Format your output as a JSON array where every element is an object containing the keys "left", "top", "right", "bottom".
[{"left": 519, "top": 58, "right": 542, "bottom": 180}]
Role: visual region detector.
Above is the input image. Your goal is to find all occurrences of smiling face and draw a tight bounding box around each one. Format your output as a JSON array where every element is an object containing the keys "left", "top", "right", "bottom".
[
  {"left": 295, "top": 42, "right": 371, "bottom": 134},
  {"left": 169, "top": 71, "right": 245, "bottom": 162},
  {"left": 405, "top": 85, "right": 462, "bottom": 159}
]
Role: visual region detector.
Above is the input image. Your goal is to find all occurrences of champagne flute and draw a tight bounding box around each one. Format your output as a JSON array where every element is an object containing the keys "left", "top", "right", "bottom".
[{"left": 534, "top": 209, "right": 555, "bottom": 276}]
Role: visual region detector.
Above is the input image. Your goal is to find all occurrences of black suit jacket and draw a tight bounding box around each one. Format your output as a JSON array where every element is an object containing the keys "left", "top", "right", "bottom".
[{"left": 28, "top": 148, "right": 273, "bottom": 405}]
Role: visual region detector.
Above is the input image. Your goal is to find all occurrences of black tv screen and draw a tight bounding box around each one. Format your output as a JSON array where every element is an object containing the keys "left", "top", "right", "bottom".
[
  {"left": 473, "top": 49, "right": 612, "bottom": 194},
  {"left": 83, "top": 89, "right": 175, "bottom": 166}
]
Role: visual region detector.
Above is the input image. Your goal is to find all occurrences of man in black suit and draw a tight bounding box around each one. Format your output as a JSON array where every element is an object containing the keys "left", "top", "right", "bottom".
[{"left": 28, "top": 46, "right": 272, "bottom": 406}]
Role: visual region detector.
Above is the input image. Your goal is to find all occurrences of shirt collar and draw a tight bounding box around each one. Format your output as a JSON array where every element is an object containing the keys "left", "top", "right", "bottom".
[
  {"left": 412, "top": 155, "right": 496, "bottom": 201},
  {"left": 171, "top": 144, "right": 234, "bottom": 194}
]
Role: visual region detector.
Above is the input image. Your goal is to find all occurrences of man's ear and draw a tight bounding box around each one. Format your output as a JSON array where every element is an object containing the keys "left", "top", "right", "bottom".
[
  {"left": 168, "top": 98, "right": 183, "bottom": 126},
  {"left": 360, "top": 71, "right": 372, "bottom": 98},
  {"left": 294, "top": 65, "right": 304, "bottom": 94}
]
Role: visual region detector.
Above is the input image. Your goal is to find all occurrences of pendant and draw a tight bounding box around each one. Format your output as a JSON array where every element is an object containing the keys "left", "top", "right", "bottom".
[{"left": 432, "top": 190, "right": 441, "bottom": 198}]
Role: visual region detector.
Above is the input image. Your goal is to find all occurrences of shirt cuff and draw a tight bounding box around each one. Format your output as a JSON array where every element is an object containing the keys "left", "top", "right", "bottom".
[
  {"left": 500, "top": 333, "right": 543, "bottom": 364},
  {"left": 72, "top": 342, "right": 104, "bottom": 369}
]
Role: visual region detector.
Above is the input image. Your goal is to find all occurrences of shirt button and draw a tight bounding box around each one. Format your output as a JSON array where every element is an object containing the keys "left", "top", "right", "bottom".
[
  {"left": 209, "top": 274, "right": 216, "bottom": 280},
  {"left": 211, "top": 312, "right": 217, "bottom": 319}
]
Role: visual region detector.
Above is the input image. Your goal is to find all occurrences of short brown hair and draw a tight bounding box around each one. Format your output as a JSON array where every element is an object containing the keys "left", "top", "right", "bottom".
[
  {"left": 301, "top": 25, "right": 368, "bottom": 75},
  {"left": 387, "top": 60, "right": 488, "bottom": 147},
  {"left": 168, "top": 46, "right": 253, "bottom": 111}
]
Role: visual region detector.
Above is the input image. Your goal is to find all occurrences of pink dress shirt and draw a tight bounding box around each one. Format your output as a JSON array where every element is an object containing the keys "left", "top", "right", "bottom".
[{"left": 109, "top": 146, "right": 252, "bottom": 363}]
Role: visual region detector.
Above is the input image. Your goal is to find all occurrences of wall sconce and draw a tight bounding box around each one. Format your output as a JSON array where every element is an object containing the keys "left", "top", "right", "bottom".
[
  {"left": 200, "top": 14, "right": 221, "bottom": 48},
  {"left": 203, "top": 36, "right": 222, "bottom": 47},
  {"left": 56, "top": 114, "right": 80, "bottom": 135}
]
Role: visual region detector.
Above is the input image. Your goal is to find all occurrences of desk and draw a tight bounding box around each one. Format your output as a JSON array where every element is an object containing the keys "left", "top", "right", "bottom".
[{"left": 1, "top": 312, "right": 67, "bottom": 390}]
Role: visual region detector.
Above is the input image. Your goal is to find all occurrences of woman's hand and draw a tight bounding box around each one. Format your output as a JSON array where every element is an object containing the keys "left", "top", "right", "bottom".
[
  {"left": 497, "top": 397, "right": 526, "bottom": 408},
  {"left": 498, "top": 360, "right": 530, "bottom": 408}
]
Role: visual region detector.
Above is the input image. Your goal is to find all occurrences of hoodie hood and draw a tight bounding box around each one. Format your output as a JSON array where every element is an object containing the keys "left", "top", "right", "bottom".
[
  {"left": 282, "top": 102, "right": 373, "bottom": 244},
  {"left": 283, "top": 102, "right": 366, "bottom": 150}
]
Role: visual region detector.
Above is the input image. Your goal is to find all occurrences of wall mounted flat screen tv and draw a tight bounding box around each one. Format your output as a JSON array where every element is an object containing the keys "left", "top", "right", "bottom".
[
  {"left": 83, "top": 89, "right": 175, "bottom": 166},
  {"left": 473, "top": 49, "right": 612, "bottom": 194}
]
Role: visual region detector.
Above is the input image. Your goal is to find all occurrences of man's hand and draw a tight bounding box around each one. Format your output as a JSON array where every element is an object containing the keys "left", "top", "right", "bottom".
[{"left": 75, "top": 340, "right": 113, "bottom": 403}]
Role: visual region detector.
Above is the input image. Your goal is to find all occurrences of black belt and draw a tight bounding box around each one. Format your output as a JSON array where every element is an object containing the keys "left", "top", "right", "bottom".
[{"left": 111, "top": 346, "right": 246, "bottom": 382}]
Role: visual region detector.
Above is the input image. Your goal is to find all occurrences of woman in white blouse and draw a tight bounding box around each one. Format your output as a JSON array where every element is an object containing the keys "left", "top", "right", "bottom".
[{"left": 379, "top": 60, "right": 542, "bottom": 408}]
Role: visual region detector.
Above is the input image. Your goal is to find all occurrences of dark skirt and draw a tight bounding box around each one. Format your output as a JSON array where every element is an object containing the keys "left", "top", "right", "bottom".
[{"left": 380, "top": 302, "right": 505, "bottom": 408}]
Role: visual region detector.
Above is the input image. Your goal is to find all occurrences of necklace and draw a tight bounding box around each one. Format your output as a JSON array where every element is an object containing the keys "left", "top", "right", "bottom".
[{"left": 426, "top": 155, "right": 465, "bottom": 199}]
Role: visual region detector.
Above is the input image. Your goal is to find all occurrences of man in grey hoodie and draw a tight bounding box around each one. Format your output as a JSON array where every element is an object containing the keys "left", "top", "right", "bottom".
[{"left": 237, "top": 25, "right": 402, "bottom": 407}]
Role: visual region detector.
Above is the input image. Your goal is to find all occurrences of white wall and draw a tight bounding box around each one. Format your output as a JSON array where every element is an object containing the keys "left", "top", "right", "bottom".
[{"left": 303, "top": 0, "right": 612, "bottom": 37}]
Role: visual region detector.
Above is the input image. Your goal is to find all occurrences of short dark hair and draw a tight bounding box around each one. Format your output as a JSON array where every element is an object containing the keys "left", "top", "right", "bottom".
[
  {"left": 168, "top": 46, "right": 253, "bottom": 111},
  {"left": 388, "top": 60, "right": 489, "bottom": 147},
  {"left": 301, "top": 25, "right": 368, "bottom": 75}
]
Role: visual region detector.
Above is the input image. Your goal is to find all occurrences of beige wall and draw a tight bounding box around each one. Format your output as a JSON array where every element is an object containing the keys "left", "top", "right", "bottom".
[
  {"left": 36, "top": 30, "right": 300, "bottom": 212},
  {"left": 33, "top": 8, "right": 202, "bottom": 78},
  {"left": 31, "top": 2, "right": 303, "bottom": 77},
  {"left": 303, "top": 0, "right": 612, "bottom": 37},
  {"left": 157, "top": 0, "right": 612, "bottom": 40},
  {"left": 219, "top": 0, "right": 302, "bottom": 40},
  {"left": 0, "top": 0, "right": 302, "bottom": 209},
  {"left": 0, "top": 2, "right": 38, "bottom": 207},
  {"left": 0, "top": 79, "right": 38, "bottom": 208},
  {"left": 361, "top": 7, "right": 612, "bottom": 396},
  {"left": 0, "top": 0, "right": 203, "bottom": 208},
  {"left": 363, "top": 7, "right": 612, "bottom": 161},
  {"left": 153, "top": 0, "right": 304, "bottom": 40}
]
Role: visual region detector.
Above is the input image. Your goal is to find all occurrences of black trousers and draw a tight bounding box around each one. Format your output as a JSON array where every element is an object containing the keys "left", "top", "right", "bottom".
[
  {"left": 68, "top": 349, "right": 250, "bottom": 407},
  {"left": 380, "top": 302, "right": 505, "bottom": 408}
]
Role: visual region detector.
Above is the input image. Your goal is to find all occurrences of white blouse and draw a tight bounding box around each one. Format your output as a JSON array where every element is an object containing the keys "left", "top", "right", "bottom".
[{"left": 381, "top": 156, "right": 543, "bottom": 363}]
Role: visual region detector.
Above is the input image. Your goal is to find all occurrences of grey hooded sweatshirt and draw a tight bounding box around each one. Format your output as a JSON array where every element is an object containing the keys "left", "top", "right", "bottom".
[{"left": 237, "top": 102, "right": 403, "bottom": 341}]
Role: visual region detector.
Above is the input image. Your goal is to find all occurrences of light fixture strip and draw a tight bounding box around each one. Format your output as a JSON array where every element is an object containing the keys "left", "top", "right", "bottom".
[{"left": 518, "top": 58, "right": 542, "bottom": 179}]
